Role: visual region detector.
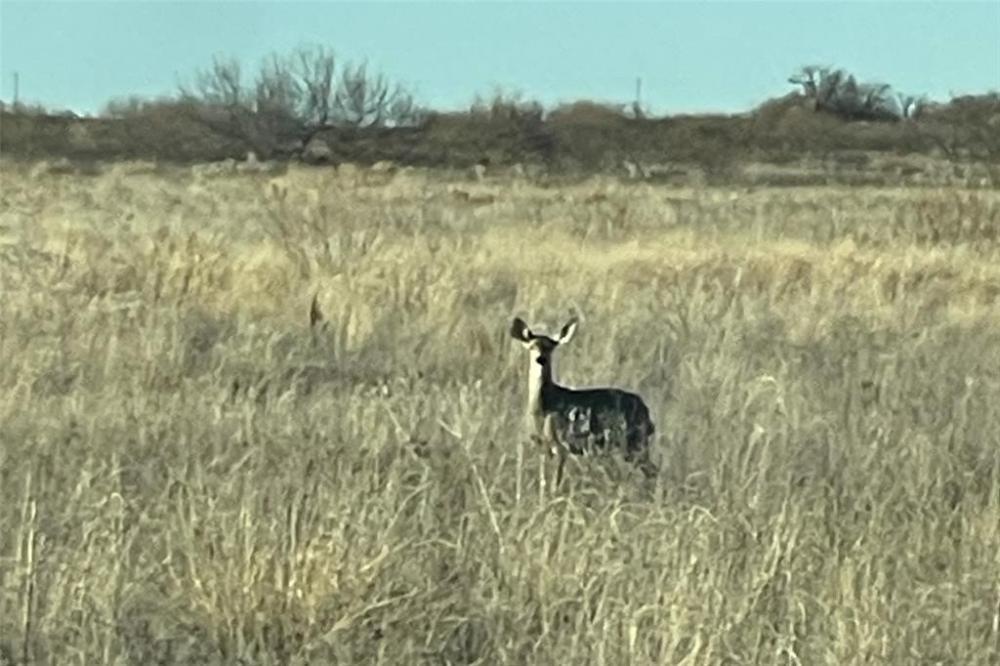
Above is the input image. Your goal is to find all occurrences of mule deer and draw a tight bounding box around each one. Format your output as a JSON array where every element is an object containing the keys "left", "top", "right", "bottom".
[{"left": 510, "top": 316, "right": 657, "bottom": 480}]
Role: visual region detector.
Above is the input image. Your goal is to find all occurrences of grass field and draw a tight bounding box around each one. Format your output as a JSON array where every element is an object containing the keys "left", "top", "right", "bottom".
[{"left": 1, "top": 160, "right": 999, "bottom": 664}]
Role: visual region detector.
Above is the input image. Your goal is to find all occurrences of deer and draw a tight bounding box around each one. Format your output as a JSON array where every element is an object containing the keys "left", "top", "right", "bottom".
[{"left": 510, "top": 316, "right": 657, "bottom": 482}]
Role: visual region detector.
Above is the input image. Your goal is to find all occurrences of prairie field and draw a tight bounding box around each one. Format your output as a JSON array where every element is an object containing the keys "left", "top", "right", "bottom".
[{"left": 1, "top": 160, "right": 999, "bottom": 665}]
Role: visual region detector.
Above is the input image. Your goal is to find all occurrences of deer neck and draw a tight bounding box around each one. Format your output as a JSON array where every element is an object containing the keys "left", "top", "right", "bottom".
[{"left": 527, "top": 359, "right": 555, "bottom": 414}]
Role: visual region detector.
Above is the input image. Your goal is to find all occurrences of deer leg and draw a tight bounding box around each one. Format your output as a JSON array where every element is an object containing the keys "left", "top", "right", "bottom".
[{"left": 555, "top": 447, "right": 567, "bottom": 487}]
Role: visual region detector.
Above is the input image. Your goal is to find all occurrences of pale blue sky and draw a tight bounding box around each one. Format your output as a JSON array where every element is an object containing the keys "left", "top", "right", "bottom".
[{"left": 1, "top": 1, "right": 998, "bottom": 116}]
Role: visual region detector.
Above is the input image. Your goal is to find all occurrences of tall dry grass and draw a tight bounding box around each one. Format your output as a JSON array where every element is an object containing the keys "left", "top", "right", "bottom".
[{"left": 1, "top": 160, "right": 999, "bottom": 664}]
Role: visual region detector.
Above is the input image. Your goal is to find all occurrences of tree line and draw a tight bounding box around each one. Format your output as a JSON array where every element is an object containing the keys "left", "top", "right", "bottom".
[{"left": 2, "top": 45, "right": 998, "bottom": 168}]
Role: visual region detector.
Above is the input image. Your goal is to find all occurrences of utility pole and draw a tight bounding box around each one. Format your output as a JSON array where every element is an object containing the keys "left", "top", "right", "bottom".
[
  {"left": 13, "top": 71, "right": 19, "bottom": 107},
  {"left": 633, "top": 76, "right": 644, "bottom": 118}
]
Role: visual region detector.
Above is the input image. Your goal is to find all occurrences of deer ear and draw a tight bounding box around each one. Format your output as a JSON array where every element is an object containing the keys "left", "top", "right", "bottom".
[
  {"left": 557, "top": 318, "right": 578, "bottom": 345},
  {"left": 510, "top": 317, "right": 532, "bottom": 343}
]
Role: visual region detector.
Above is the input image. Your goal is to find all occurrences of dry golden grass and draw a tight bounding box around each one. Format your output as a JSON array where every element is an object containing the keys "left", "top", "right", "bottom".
[{"left": 1, "top": 160, "right": 999, "bottom": 664}]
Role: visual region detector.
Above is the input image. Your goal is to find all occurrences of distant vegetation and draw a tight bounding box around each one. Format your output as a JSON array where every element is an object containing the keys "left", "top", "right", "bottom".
[{"left": 2, "top": 46, "right": 999, "bottom": 173}]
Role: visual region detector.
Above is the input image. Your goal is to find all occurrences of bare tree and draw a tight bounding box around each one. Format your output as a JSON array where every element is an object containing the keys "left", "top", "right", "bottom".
[
  {"left": 816, "top": 69, "right": 848, "bottom": 112},
  {"left": 293, "top": 46, "right": 337, "bottom": 126},
  {"left": 179, "top": 45, "right": 422, "bottom": 157},
  {"left": 331, "top": 61, "right": 420, "bottom": 128},
  {"left": 788, "top": 65, "right": 824, "bottom": 100},
  {"left": 789, "top": 65, "right": 902, "bottom": 122},
  {"left": 181, "top": 56, "right": 282, "bottom": 155}
]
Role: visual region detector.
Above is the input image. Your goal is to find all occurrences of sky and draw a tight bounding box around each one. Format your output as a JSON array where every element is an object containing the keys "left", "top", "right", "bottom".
[{"left": 1, "top": 1, "right": 998, "bottom": 116}]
